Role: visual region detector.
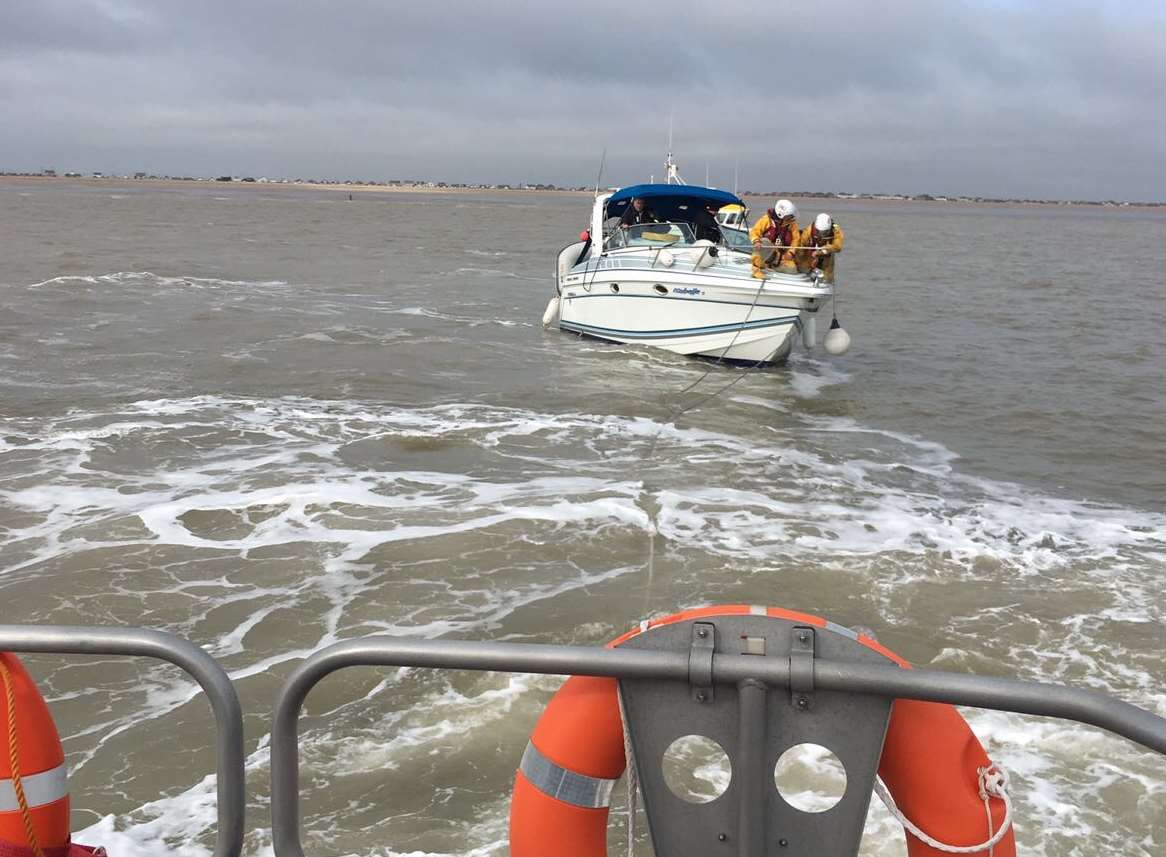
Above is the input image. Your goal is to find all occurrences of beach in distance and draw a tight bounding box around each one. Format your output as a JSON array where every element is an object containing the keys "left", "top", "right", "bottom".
[{"left": 7, "top": 173, "right": 1162, "bottom": 209}]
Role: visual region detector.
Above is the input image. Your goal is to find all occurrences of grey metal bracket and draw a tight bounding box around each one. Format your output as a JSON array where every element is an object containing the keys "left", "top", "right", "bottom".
[
  {"left": 690, "top": 622, "right": 715, "bottom": 703},
  {"left": 0, "top": 625, "right": 245, "bottom": 857},
  {"left": 618, "top": 615, "right": 894, "bottom": 857},
  {"left": 789, "top": 626, "right": 815, "bottom": 710}
]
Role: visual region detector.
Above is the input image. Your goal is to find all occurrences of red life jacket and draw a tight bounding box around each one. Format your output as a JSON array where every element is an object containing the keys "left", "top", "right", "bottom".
[
  {"left": 763, "top": 213, "right": 794, "bottom": 247},
  {"left": 809, "top": 226, "right": 833, "bottom": 248},
  {"left": 762, "top": 211, "right": 779, "bottom": 242}
]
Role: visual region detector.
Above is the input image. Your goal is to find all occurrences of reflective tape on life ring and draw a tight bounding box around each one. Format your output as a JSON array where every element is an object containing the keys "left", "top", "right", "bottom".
[
  {"left": 0, "top": 763, "right": 68, "bottom": 812},
  {"left": 519, "top": 742, "right": 619, "bottom": 809}
]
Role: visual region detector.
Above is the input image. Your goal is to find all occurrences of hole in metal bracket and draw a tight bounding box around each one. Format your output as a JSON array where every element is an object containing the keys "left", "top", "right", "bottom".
[
  {"left": 774, "top": 743, "right": 847, "bottom": 812},
  {"left": 662, "top": 735, "right": 732, "bottom": 804}
]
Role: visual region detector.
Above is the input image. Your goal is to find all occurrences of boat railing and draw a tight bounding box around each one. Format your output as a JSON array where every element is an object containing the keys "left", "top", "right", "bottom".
[
  {"left": 269, "top": 620, "right": 1166, "bottom": 857},
  {"left": 0, "top": 625, "right": 245, "bottom": 857},
  {"left": 591, "top": 236, "right": 824, "bottom": 274},
  {"left": 3, "top": 621, "right": 1165, "bottom": 857}
]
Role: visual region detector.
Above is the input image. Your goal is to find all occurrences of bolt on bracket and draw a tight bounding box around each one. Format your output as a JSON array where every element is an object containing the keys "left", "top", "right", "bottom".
[
  {"left": 689, "top": 622, "right": 715, "bottom": 703},
  {"left": 790, "top": 626, "right": 816, "bottom": 709}
]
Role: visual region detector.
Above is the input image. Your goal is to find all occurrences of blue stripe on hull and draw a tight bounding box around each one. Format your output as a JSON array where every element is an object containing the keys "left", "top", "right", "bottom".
[
  {"left": 559, "top": 315, "right": 799, "bottom": 340},
  {"left": 559, "top": 327, "right": 796, "bottom": 366}
]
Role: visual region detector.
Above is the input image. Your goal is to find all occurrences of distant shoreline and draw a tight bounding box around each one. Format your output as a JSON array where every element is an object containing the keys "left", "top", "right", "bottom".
[
  {"left": 0, "top": 174, "right": 589, "bottom": 198},
  {"left": 3, "top": 174, "right": 1163, "bottom": 210}
]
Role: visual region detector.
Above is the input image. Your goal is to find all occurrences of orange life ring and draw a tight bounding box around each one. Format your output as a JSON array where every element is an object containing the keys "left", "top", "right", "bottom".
[
  {"left": 0, "top": 653, "right": 71, "bottom": 855},
  {"left": 509, "top": 605, "right": 1016, "bottom": 857}
]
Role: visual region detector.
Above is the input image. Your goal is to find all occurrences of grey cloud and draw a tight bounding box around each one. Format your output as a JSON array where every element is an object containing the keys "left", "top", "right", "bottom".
[{"left": 1, "top": 0, "right": 1164, "bottom": 199}]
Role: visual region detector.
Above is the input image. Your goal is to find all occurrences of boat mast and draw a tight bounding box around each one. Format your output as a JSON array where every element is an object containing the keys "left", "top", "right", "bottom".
[{"left": 664, "top": 115, "right": 685, "bottom": 185}]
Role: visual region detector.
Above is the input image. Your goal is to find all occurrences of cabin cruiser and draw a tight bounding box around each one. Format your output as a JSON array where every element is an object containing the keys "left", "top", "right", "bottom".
[{"left": 546, "top": 184, "right": 832, "bottom": 364}]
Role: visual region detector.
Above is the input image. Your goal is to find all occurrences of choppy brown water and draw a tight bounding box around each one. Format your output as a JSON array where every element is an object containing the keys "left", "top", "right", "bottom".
[{"left": 1, "top": 179, "right": 1164, "bottom": 856}]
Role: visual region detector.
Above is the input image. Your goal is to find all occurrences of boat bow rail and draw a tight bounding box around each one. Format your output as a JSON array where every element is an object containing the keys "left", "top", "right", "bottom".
[
  {"left": 0, "top": 624, "right": 245, "bottom": 857},
  {"left": 2, "top": 622, "right": 1164, "bottom": 857}
]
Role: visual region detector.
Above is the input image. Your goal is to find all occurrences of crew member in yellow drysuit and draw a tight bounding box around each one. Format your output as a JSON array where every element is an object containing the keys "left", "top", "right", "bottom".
[
  {"left": 748, "top": 199, "right": 800, "bottom": 279},
  {"left": 797, "top": 213, "right": 845, "bottom": 282}
]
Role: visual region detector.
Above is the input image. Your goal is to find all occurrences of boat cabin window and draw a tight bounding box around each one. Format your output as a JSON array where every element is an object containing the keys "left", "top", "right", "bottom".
[
  {"left": 716, "top": 209, "right": 745, "bottom": 228},
  {"left": 608, "top": 222, "right": 696, "bottom": 249}
]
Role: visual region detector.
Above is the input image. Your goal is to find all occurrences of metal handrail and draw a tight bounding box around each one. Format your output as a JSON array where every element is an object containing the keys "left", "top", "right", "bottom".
[
  {"left": 0, "top": 625, "right": 245, "bottom": 857},
  {"left": 269, "top": 636, "right": 1166, "bottom": 857}
]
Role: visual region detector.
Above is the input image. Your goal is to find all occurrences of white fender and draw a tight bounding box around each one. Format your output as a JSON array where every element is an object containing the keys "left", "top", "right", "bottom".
[
  {"left": 557, "top": 241, "right": 587, "bottom": 283},
  {"left": 542, "top": 297, "right": 560, "bottom": 328},
  {"left": 658, "top": 249, "right": 675, "bottom": 268},
  {"left": 802, "top": 314, "right": 816, "bottom": 348},
  {"left": 692, "top": 239, "right": 716, "bottom": 269},
  {"left": 824, "top": 320, "right": 851, "bottom": 355}
]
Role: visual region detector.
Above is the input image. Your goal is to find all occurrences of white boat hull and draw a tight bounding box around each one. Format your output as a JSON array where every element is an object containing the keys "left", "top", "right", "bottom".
[{"left": 557, "top": 266, "right": 827, "bottom": 365}]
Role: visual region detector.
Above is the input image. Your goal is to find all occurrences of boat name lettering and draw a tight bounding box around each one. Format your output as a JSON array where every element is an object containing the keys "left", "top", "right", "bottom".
[{"left": 672, "top": 287, "right": 703, "bottom": 296}]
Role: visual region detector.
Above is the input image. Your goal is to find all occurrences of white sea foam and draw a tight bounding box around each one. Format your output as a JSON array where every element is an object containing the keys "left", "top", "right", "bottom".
[
  {"left": 786, "top": 354, "right": 853, "bottom": 398},
  {"left": 449, "top": 267, "right": 547, "bottom": 283},
  {"left": 322, "top": 673, "right": 541, "bottom": 774},
  {"left": 390, "top": 306, "right": 532, "bottom": 327},
  {"left": 24, "top": 271, "right": 288, "bottom": 290},
  {"left": 4, "top": 396, "right": 1160, "bottom": 587},
  {"left": 73, "top": 742, "right": 272, "bottom": 857}
]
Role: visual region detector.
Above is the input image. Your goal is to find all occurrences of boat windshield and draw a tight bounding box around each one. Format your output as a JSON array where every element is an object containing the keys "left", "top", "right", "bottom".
[
  {"left": 720, "top": 226, "right": 754, "bottom": 254},
  {"left": 609, "top": 222, "right": 696, "bottom": 249}
]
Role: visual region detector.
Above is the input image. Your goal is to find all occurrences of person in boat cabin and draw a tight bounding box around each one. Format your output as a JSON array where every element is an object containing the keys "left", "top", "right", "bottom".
[
  {"left": 797, "top": 213, "right": 845, "bottom": 282},
  {"left": 691, "top": 203, "right": 722, "bottom": 243},
  {"left": 748, "top": 198, "right": 801, "bottom": 278},
  {"left": 620, "top": 196, "right": 660, "bottom": 227}
]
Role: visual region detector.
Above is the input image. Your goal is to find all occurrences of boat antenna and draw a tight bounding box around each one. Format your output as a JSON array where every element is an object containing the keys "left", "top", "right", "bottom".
[
  {"left": 733, "top": 157, "right": 739, "bottom": 197},
  {"left": 594, "top": 147, "right": 607, "bottom": 196},
  {"left": 705, "top": 160, "right": 710, "bottom": 188},
  {"left": 664, "top": 113, "right": 685, "bottom": 185}
]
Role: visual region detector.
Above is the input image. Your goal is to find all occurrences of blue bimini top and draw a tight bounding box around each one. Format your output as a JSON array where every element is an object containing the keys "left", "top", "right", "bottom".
[{"left": 605, "top": 184, "right": 744, "bottom": 223}]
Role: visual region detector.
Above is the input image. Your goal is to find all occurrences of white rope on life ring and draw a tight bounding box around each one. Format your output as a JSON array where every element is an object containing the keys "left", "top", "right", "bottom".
[{"left": 874, "top": 763, "right": 1014, "bottom": 855}]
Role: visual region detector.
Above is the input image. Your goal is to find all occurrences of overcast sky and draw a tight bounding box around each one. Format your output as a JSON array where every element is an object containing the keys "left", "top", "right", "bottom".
[{"left": 3, "top": 0, "right": 1164, "bottom": 199}]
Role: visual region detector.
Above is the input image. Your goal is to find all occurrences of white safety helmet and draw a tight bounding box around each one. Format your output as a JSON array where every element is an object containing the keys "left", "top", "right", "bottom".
[
  {"left": 774, "top": 199, "right": 797, "bottom": 220},
  {"left": 814, "top": 212, "right": 834, "bottom": 232}
]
